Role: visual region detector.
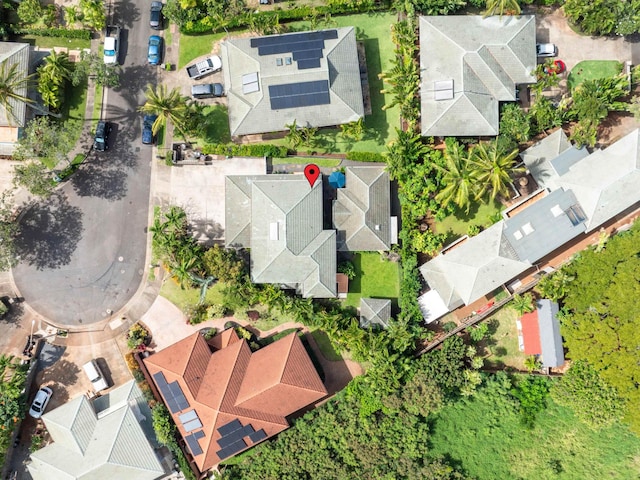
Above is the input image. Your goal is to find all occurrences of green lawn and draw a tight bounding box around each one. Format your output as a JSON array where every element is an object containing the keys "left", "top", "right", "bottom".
[
  {"left": 434, "top": 199, "right": 503, "bottom": 240},
  {"left": 567, "top": 60, "right": 623, "bottom": 90},
  {"left": 178, "top": 31, "right": 228, "bottom": 69},
  {"left": 478, "top": 306, "right": 526, "bottom": 371},
  {"left": 13, "top": 35, "right": 90, "bottom": 50},
  {"left": 159, "top": 278, "right": 225, "bottom": 312},
  {"left": 310, "top": 329, "right": 343, "bottom": 361},
  {"left": 343, "top": 252, "right": 400, "bottom": 309},
  {"left": 429, "top": 393, "right": 640, "bottom": 480}
]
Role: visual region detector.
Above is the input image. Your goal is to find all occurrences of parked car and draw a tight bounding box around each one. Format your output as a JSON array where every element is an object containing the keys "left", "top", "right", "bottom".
[
  {"left": 191, "top": 83, "right": 224, "bottom": 99},
  {"left": 83, "top": 360, "right": 109, "bottom": 392},
  {"left": 142, "top": 114, "right": 157, "bottom": 145},
  {"left": 147, "top": 35, "right": 163, "bottom": 65},
  {"left": 29, "top": 386, "right": 53, "bottom": 419},
  {"left": 93, "top": 121, "right": 111, "bottom": 152},
  {"left": 150, "top": 1, "right": 163, "bottom": 30},
  {"left": 536, "top": 43, "right": 557, "bottom": 57}
]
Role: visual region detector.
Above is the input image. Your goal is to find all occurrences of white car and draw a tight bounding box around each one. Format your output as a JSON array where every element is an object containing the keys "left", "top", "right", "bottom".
[
  {"left": 536, "top": 43, "right": 557, "bottom": 57},
  {"left": 29, "top": 386, "right": 53, "bottom": 419}
]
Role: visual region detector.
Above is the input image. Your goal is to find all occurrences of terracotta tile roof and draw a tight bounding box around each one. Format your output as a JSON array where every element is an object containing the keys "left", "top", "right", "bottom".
[
  {"left": 520, "top": 310, "right": 541, "bottom": 355},
  {"left": 143, "top": 330, "right": 327, "bottom": 473}
]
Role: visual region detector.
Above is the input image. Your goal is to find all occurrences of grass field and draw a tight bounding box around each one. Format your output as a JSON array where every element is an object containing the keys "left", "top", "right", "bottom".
[
  {"left": 478, "top": 307, "right": 526, "bottom": 371},
  {"left": 159, "top": 277, "right": 225, "bottom": 312},
  {"left": 343, "top": 252, "right": 400, "bottom": 309},
  {"left": 178, "top": 31, "right": 228, "bottom": 69},
  {"left": 567, "top": 60, "right": 623, "bottom": 90},
  {"left": 429, "top": 392, "right": 640, "bottom": 480},
  {"left": 13, "top": 35, "right": 90, "bottom": 50},
  {"left": 434, "top": 199, "right": 503, "bottom": 240}
]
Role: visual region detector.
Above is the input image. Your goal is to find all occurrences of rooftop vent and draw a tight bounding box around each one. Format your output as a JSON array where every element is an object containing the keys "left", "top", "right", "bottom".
[
  {"left": 374, "top": 224, "right": 381, "bottom": 231},
  {"left": 434, "top": 79, "right": 454, "bottom": 101},
  {"left": 513, "top": 230, "right": 523, "bottom": 240},
  {"left": 269, "top": 222, "right": 279, "bottom": 240},
  {"left": 550, "top": 204, "right": 563, "bottom": 217}
]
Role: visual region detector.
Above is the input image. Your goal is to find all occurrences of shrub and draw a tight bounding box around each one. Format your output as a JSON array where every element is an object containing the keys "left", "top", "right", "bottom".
[
  {"left": 127, "top": 323, "right": 150, "bottom": 350},
  {"left": 13, "top": 27, "right": 91, "bottom": 39},
  {"left": 203, "top": 328, "right": 217, "bottom": 340},
  {"left": 337, "top": 260, "right": 356, "bottom": 280},
  {"left": 345, "top": 151, "right": 386, "bottom": 162},
  {"left": 201, "top": 143, "right": 289, "bottom": 158}
]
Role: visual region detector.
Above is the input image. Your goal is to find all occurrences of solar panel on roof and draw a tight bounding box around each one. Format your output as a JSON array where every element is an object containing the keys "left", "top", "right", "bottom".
[
  {"left": 185, "top": 433, "right": 204, "bottom": 456},
  {"left": 216, "top": 439, "right": 248, "bottom": 460},
  {"left": 153, "top": 372, "right": 181, "bottom": 413},
  {"left": 183, "top": 418, "right": 203, "bottom": 432},
  {"left": 168, "top": 382, "right": 190, "bottom": 411},
  {"left": 297, "top": 59, "right": 321, "bottom": 70},
  {"left": 178, "top": 410, "right": 198, "bottom": 424},
  {"left": 249, "top": 429, "right": 267, "bottom": 443},
  {"left": 193, "top": 430, "right": 205, "bottom": 440},
  {"left": 269, "top": 79, "right": 330, "bottom": 110},
  {"left": 217, "top": 419, "right": 242, "bottom": 436}
]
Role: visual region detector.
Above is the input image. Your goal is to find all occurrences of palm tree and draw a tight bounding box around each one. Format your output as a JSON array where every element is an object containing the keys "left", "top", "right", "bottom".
[
  {"left": 510, "top": 292, "right": 535, "bottom": 316},
  {"left": 139, "top": 84, "right": 189, "bottom": 140},
  {"left": 41, "top": 51, "right": 74, "bottom": 84},
  {"left": 471, "top": 141, "right": 523, "bottom": 202},
  {"left": 483, "top": 0, "right": 521, "bottom": 18},
  {"left": 435, "top": 140, "right": 477, "bottom": 213},
  {"left": 0, "top": 60, "right": 34, "bottom": 125}
]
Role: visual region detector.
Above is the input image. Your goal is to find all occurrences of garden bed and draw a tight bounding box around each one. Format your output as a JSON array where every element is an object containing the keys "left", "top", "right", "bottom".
[{"left": 567, "top": 60, "right": 623, "bottom": 91}]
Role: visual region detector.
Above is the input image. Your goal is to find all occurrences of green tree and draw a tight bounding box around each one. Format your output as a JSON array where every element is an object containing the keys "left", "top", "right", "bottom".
[
  {"left": 13, "top": 161, "right": 55, "bottom": 197},
  {"left": 499, "top": 103, "right": 531, "bottom": 146},
  {"left": 551, "top": 360, "right": 623, "bottom": 428},
  {"left": 151, "top": 404, "right": 178, "bottom": 450},
  {"left": 13, "top": 116, "right": 75, "bottom": 168},
  {"left": 564, "top": 0, "right": 623, "bottom": 36},
  {"left": 340, "top": 118, "right": 365, "bottom": 141},
  {"left": 483, "top": 0, "right": 520, "bottom": 17},
  {"left": 535, "top": 269, "right": 575, "bottom": 301},
  {"left": 0, "top": 193, "right": 18, "bottom": 271},
  {"left": 471, "top": 141, "right": 522, "bottom": 202},
  {"left": 510, "top": 292, "right": 535, "bottom": 316},
  {"left": 434, "top": 139, "right": 476, "bottom": 213},
  {"left": 511, "top": 375, "right": 550, "bottom": 429},
  {"left": 0, "top": 60, "right": 34, "bottom": 125},
  {"left": 79, "top": 0, "right": 106, "bottom": 31},
  {"left": 469, "top": 323, "right": 489, "bottom": 342},
  {"left": 412, "top": 0, "right": 466, "bottom": 16},
  {"left": 202, "top": 244, "right": 245, "bottom": 285},
  {"left": 337, "top": 260, "right": 356, "bottom": 280},
  {"left": 139, "top": 84, "right": 189, "bottom": 140},
  {"left": 529, "top": 96, "right": 563, "bottom": 135},
  {"left": 16, "top": 0, "right": 43, "bottom": 25},
  {"left": 71, "top": 52, "right": 121, "bottom": 88}
]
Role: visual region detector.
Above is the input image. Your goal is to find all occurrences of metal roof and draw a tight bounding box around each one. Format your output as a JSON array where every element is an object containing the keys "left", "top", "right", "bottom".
[
  {"left": 536, "top": 299, "right": 565, "bottom": 367},
  {"left": 359, "top": 298, "right": 392, "bottom": 329},
  {"left": 419, "top": 15, "right": 536, "bottom": 137}
]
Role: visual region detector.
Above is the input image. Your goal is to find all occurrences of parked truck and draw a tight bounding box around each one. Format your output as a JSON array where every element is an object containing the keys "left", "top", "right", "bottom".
[
  {"left": 186, "top": 55, "right": 222, "bottom": 80},
  {"left": 103, "top": 25, "right": 121, "bottom": 64}
]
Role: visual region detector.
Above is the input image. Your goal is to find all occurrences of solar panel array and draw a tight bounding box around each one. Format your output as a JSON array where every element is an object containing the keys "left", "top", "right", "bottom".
[
  {"left": 152, "top": 372, "right": 190, "bottom": 414},
  {"left": 185, "top": 430, "right": 205, "bottom": 456},
  {"left": 250, "top": 30, "right": 338, "bottom": 70},
  {"left": 216, "top": 419, "right": 266, "bottom": 460},
  {"left": 268, "top": 80, "right": 330, "bottom": 110}
]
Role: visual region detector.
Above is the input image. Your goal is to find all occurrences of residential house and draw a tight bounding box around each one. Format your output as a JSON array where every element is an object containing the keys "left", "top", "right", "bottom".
[
  {"left": 0, "top": 42, "right": 30, "bottom": 156},
  {"left": 225, "top": 174, "right": 337, "bottom": 298},
  {"left": 28, "top": 381, "right": 169, "bottom": 480},
  {"left": 359, "top": 297, "right": 391, "bottom": 329},
  {"left": 143, "top": 329, "right": 327, "bottom": 473},
  {"left": 419, "top": 15, "right": 536, "bottom": 137},
  {"left": 419, "top": 128, "right": 640, "bottom": 322},
  {"left": 220, "top": 27, "right": 364, "bottom": 136},
  {"left": 332, "top": 166, "right": 396, "bottom": 251},
  {"left": 517, "top": 299, "right": 565, "bottom": 368}
]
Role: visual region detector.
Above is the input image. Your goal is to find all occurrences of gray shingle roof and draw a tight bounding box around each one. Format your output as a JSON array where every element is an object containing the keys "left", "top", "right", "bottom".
[
  {"left": 0, "top": 42, "right": 30, "bottom": 128},
  {"left": 536, "top": 299, "right": 565, "bottom": 367},
  {"left": 332, "top": 167, "right": 391, "bottom": 251},
  {"left": 221, "top": 28, "right": 364, "bottom": 136},
  {"left": 419, "top": 15, "right": 536, "bottom": 137},
  {"left": 29, "top": 381, "right": 165, "bottom": 480},
  {"left": 360, "top": 297, "right": 391, "bottom": 329},
  {"left": 225, "top": 174, "right": 336, "bottom": 297}
]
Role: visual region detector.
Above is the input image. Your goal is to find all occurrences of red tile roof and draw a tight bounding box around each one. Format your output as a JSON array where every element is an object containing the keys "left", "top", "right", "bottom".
[
  {"left": 144, "top": 330, "right": 327, "bottom": 473},
  {"left": 520, "top": 310, "right": 542, "bottom": 355}
]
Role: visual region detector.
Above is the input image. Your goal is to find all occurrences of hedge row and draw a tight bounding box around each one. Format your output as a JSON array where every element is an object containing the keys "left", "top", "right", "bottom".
[
  {"left": 14, "top": 27, "right": 91, "bottom": 40},
  {"left": 182, "top": 0, "right": 390, "bottom": 34},
  {"left": 345, "top": 151, "right": 385, "bottom": 162},
  {"left": 201, "top": 143, "right": 290, "bottom": 158}
]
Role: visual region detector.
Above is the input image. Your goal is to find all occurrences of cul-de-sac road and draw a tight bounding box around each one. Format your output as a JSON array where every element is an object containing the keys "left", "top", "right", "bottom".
[{"left": 12, "top": 0, "right": 159, "bottom": 328}]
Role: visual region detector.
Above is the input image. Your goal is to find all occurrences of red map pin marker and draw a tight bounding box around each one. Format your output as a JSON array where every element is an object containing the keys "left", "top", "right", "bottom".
[{"left": 304, "top": 164, "right": 320, "bottom": 187}]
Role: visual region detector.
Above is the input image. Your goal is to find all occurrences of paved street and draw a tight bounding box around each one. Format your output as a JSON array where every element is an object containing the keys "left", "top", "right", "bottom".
[{"left": 12, "top": 0, "right": 157, "bottom": 328}]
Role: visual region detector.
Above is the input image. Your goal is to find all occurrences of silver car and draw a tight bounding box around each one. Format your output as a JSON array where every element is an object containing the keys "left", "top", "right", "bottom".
[
  {"left": 536, "top": 43, "right": 557, "bottom": 57},
  {"left": 29, "top": 386, "right": 53, "bottom": 419}
]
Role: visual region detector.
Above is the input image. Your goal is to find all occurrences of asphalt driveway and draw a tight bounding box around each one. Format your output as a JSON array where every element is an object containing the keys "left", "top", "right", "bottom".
[{"left": 12, "top": 0, "right": 158, "bottom": 328}]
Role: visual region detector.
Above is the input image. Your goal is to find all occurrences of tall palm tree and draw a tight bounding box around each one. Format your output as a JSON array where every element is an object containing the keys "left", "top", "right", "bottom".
[
  {"left": 0, "top": 60, "right": 34, "bottom": 125},
  {"left": 483, "top": 0, "right": 521, "bottom": 18},
  {"left": 435, "top": 140, "right": 477, "bottom": 213},
  {"left": 139, "top": 84, "right": 189, "bottom": 140},
  {"left": 41, "top": 51, "right": 74, "bottom": 84},
  {"left": 471, "top": 141, "right": 523, "bottom": 202}
]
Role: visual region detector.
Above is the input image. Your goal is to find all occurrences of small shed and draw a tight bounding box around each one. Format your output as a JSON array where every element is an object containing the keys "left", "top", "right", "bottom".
[
  {"left": 360, "top": 298, "right": 391, "bottom": 329},
  {"left": 517, "top": 299, "right": 565, "bottom": 368}
]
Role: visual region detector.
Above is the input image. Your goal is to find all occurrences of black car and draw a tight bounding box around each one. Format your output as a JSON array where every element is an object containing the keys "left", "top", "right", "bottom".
[
  {"left": 93, "top": 121, "right": 111, "bottom": 151},
  {"left": 191, "top": 83, "right": 224, "bottom": 99},
  {"left": 150, "top": 1, "right": 163, "bottom": 30},
  {"left": 142, "top": 114, "right": 157, "bottom": 145}
]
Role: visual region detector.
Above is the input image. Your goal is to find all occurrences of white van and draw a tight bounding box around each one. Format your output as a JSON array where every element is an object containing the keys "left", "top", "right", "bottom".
[{"left": 83, "top": 360, "right": 109, "bottom": 392}]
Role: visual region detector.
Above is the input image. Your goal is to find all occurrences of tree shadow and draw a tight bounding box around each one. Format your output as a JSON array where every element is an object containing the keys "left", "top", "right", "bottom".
[
  {"left": 202, "top": 105, "right": 231, "bottom": 144},
  {"left": 112, "top": 0, "right": 141, "bottom": 29},
  {"left": 16, "top": 193, "right": 83, "bottom": 270}
]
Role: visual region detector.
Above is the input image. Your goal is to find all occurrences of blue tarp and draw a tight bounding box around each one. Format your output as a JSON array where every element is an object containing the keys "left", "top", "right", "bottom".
[{"left": 329, "top": 171, "right": 345, "bottom": 188}]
